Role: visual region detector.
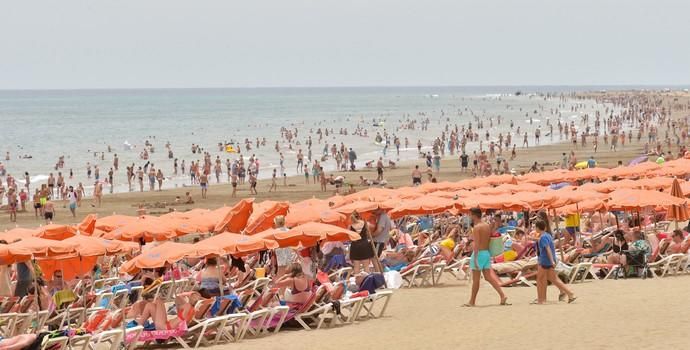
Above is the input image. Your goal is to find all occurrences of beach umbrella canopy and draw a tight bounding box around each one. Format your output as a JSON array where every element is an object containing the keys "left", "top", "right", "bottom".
[
  {"left": 0, "top": 228, "right": 37, "bottom": 243},
  {"left": 605, "top": 161, "right": 660, "bottom": 179},
  {"left": 0, "top": 243, "right": 32, "bottom": 265},
  {"left": 335, "top": 200, "right": 395, "bottom": 217},
  {"left": 548, "top": 188, "right": 608, "bottom": 208},
  {"left": 34, "top": 224, "right": 77, "bottom": 240},
  {"left": 95, "top": 215, "right": 140, "bottom": 232},
  {"left": 555, "top": 198, "right": 607, "bottom": 215},
  {"left": 193, "top": 232, "right": 278, "bottom": 256},
  {"left": 106, "top": 216, "right": 178, "bottom": 241},
  {"left": 388, "top": 196, "right": 459, "bottom": 219},
  {"left": 121, "top": 242, "right": 195, "bottom": 274},
  {"left": 213, "top": 199, "right": 254, "bottom": 233},
  {"left": 9, "top": 237, "right": 78, "bottom": 257},
  {"left": 607, "top": 189, "right": 686, "bottom": 210},
  {"left": 289, "top": 209, "right": 348, "bottom": 227},
  {"left": 562, "top": 167, "right": 611, "bottom": 182},
  {"left": 63, "top": 235, "right": 140, "bottom": 256},
  {"left": 78, "top": 214, "right": 98, "bottom": 235},
  {"left": 244, "top": 201, "right": 290, "bottom": 235},
  {"left": 255, "top": 223, "right": 360, "bottom": 248},
  {"left": 666, "top": 178, "right": 689, "bottom": 222}
]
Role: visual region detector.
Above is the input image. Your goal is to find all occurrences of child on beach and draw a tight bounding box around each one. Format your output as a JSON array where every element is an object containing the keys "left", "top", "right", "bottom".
[{"left": 534, "top": 220, "right": 576, "bottom": 304}]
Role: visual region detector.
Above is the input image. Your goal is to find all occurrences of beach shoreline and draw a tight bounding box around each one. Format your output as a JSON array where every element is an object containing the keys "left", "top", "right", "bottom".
[{"left": 3, "top": 89, "right": 686, "bottom": 231}]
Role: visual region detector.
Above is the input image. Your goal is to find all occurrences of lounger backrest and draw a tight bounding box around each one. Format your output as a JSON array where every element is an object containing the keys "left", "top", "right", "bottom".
[
  {"left": 296, "top": 287, "right": 324, "bottom": 314},
  {"left": 329, "top": 282, "right": 345, "bottom": 301},
  {"left": 193, "top": 298, "right": 215, "bottom": 321}
]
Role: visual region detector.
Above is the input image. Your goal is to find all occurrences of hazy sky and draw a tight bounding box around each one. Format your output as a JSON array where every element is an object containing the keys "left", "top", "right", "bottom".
[{"left": 1, "top": 0, "right": 688, "bottom": 89}]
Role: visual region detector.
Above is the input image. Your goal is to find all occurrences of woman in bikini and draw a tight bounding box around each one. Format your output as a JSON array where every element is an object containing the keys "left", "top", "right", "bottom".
[{"left": 274, "top": 263, "right": 312, "bottom": 305}]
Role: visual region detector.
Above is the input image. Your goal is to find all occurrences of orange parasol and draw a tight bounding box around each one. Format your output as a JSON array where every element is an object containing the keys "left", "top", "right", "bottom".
[
  {"left": 555, "top": 198, "right": 607, "bottom": 215},
  {"left": 63, "top": 235, "right": 141, "bottom": 256},
  {"left": 607, "top": 189, "right": 687, "bottom": 210},
  {"left": 33, "top": 224, "right": 77, "bottom": 240},
  {"left": 285, "top": 198, "right": 347, "bottom": 228},
  {"left": 9, "top": 237, "right": 78, "bottom": 257},
  {"left": 335, "top": 200, "right": 395, "bottom": 217},
  {"left": 0, "top": 228, "right": 37, "bottom": 243},
  {"left": 121, "top": 242, "right": 195, "bottom": 274},
  {"left": 0, "top": 243, "right": 32, "bottom": 265},
  {"left": 244, "top": 201, "right": 290, "bottom": 235},
  {"left": 193, "top": 232, "right": 278, "bottom": 256},
  {"left": 388, "top": 196, "right": 459, "bottom": 219},
  {"left": 105, "top": 216, "right": 178, "bottom": 241},
  {"left": 95, "top": 215, "right": 140, "bottom": 232},
  {"left": 255, "top": 222, "right": 360, "bottom": 248},
  {"left": 213, "top": 199, "right": 254, "bottom": 233},
  {"left": 77, "top": 214, "right": 98, "bottom": 235},
  {"left": 666, "top": 178, "right": 689, "bottom": 224}
]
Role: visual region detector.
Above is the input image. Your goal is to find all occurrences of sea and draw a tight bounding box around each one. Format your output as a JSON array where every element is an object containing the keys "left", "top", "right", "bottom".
[{"left": 0, "top": 85, "right": 653, "bottom": 200}]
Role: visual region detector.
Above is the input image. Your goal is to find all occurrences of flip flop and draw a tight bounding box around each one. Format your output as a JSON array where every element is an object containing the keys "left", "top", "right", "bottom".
[
  {"left": 558, "top": 293, "right": 566, "bottom": 302},
  {"left": 568, "top": 296, "right": 578, "bottom": 304},
  {"left": 500, "top": 298, "right": 512, "bottom": 306},
  {"left": 461, "top": 303, "right": 475, "bottom": 307}
]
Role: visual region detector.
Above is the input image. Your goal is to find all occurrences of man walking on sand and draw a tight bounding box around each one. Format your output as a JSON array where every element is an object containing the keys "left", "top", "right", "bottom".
[{"left": 464, "top": 207, "right": 509, "bottom": 307}]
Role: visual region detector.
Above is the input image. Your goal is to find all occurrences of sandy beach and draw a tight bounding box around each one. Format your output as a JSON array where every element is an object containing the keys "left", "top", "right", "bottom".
[
  {"left": 2, "top": 90, "right": 690, "bottom": 350},
  {"left": 228, "top": 275, "right": 690, "bottom": 350}
]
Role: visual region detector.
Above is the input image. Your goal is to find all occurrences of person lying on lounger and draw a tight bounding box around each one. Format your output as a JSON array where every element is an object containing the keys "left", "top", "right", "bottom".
[{"left": 668, "top": 229, "right": 690, "bottom": 254}]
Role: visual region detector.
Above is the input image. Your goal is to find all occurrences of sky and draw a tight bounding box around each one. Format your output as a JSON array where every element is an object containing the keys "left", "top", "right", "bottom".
[{"left": 1, "top": 0, "right": 688, "bottom": 89}]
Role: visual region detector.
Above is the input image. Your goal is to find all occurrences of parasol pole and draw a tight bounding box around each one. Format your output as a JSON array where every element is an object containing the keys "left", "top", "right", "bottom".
[
  {"left": 552, "top": 209, "right": 564, "bottom": 262},
  {"left": 366, "top": 213, "right": 387, "bottom": 288}
]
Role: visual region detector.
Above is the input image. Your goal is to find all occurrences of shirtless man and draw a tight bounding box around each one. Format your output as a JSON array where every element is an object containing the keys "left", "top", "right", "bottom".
[
  {"left": 93, "top": 181, "right": 103, "bottom": 208},
  {"left": 199, "top": 173, "right": 208, "bottom": 199},
  {"left": 465, "top": 207, "right": 509, "bottom": 307},
  {"left": 411, "top": 165, "right": 422, "bottom": 186}
]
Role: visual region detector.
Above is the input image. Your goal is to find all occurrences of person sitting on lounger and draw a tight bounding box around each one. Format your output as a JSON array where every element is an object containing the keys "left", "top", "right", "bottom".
[
  {"left": 127, "top": 292, "right": 196, "bottom": 330},
  {"left": 197, "top": 257, "right": 226, "bottom": 298},
  {"left": 275, "top": 263, "right": 312, "bottom": 305},
  {"left": 667, "top": 229, "right": 690, "bottom": 254},
  {"left": 607, "top": 230, "right": 629, "bottom": 266}
]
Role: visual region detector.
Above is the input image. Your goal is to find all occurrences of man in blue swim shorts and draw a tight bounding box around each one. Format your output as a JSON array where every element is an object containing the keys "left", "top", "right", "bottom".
[{"left": 464, "top": 207, "right": 509, "bottom": 307}]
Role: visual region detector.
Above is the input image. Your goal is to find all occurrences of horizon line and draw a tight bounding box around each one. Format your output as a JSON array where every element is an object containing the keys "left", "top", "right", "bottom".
[{"left": 1, "top": 83, "right": 689, "bottom": 92}]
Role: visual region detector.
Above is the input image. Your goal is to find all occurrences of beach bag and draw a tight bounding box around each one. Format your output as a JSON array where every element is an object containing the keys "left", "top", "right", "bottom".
[{"left": 488, "top": 237, "right": 504, "bottom": 257}]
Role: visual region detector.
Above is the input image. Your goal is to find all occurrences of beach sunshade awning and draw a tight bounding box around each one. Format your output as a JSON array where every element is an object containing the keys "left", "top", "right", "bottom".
[
  {"left": 607, "top": 189, "right": 687, "bottom": 210},
  {"left": 0, "top": 228, "right": 37, "bottom": 243},
  {"left": 213, "top": 199, "right": 254, "bottom": 233},
  {"left": 666, "top": 178, "right": 689, "bottom": 222},
  {"left": 194, "top": 232, "right": 278, "bottom": 256},
  {"left": 121, "top": 242, "right": 195, "bottom": 274},
  {"left": 34, "top": 224, "right": 77, "bottom": 240},
  {"left": 255, "top": 222, "right": 360, "bottom": 248},
  {"left": 244, "top": 201, "right": 290, "bottom": 235},
  {"left": 77, "top": 214, "right": 98, "bottom": 235}
]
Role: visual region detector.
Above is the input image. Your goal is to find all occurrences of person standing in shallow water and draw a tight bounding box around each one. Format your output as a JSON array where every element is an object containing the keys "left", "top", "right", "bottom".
[{"left": 464, "top": 207, "right": 509, "bottom": 307}]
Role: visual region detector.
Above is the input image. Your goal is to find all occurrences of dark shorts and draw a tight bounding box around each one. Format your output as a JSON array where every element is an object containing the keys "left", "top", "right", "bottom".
[
  {"left": 45, "top": 212, "right": 53, "bottom": 220},
  {"left": 412, "top": 177, "right": 421, "bottom": 185},
  {"left": 34, "top": 203, "right": 41, "bottom": 209},
  {"left": 232, "top": 182, "right": 237, "bottom": 188}
]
